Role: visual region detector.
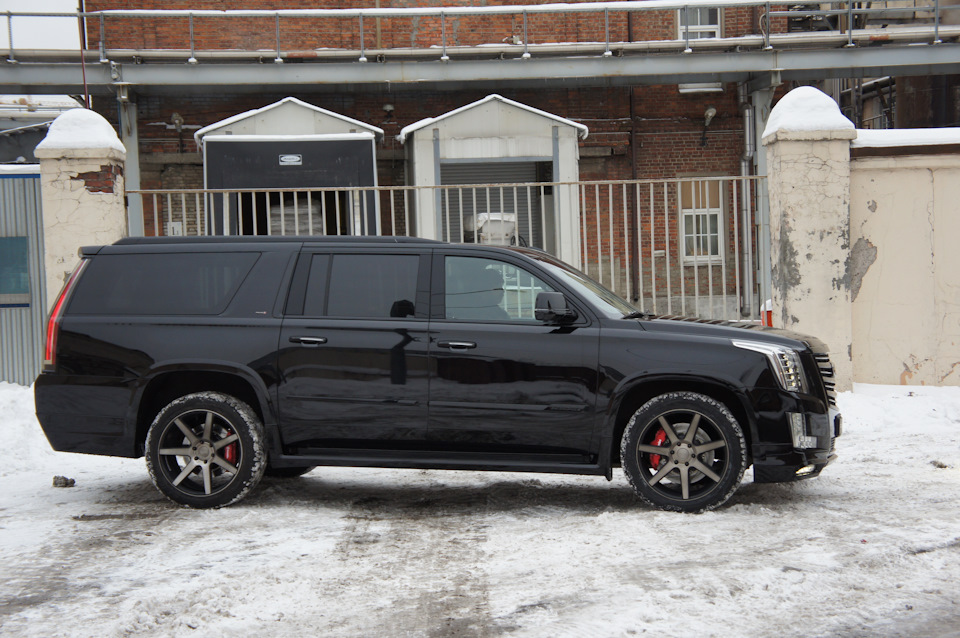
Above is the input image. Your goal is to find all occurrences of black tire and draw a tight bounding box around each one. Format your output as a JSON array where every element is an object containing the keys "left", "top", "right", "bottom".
[
  {"left": 265, "top": 465, "right": 315, "bottom": 479},
  {"left": 145, "top": 392, "right": 266, "bottom": 508},
  {"left": 621, "top": 391, "right": 747, "bottom": 513}
]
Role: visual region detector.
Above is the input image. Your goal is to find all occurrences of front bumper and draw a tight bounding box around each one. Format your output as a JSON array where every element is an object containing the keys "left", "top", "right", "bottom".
[{"left": 752, "top": 406, "right": 842, "bottom": 484}]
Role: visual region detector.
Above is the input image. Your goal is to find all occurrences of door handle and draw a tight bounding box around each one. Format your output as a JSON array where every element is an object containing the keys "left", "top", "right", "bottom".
[
  {"left": 437, "top": 340, "right": 476, "bottom": 350},
  {"left": 289, "top": 336, "right": 327, "bottom": 346}
]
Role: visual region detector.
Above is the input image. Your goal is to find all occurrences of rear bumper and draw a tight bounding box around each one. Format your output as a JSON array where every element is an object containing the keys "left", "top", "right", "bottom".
[{"left": 34, "top": 373, "right": 140, "bottom": 458}]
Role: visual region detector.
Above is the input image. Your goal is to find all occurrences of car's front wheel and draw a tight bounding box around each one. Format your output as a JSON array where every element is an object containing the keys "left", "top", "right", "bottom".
[
  {"left": 146, "top": 392, "right": 266, "bottom": 508},
  {"left": 621, "top": 392, "right": 747, "bottom": 513}
]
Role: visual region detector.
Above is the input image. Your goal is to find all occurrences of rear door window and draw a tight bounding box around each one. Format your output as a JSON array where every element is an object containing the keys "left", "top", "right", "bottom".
[
  {"left": 302, "top": 253, "right": 420, "bottom": 318},
  {"left": 68, "top": 252, "right": 259, "bottom": 316}
]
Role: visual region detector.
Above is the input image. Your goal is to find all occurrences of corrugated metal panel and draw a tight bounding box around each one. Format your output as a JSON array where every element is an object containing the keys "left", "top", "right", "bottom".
[{"left": 0, "top": 170, "right": 45, "bottom": 387}]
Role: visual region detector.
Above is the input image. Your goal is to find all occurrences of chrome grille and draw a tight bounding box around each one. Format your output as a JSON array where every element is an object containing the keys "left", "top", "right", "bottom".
[{"left": 814, "top": 353, "right": 837, "bottom": 407}]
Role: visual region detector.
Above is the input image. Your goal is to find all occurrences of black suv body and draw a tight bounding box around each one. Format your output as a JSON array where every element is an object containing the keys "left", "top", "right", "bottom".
[{"left": 35, "top": 236, "right": 840, "bottom": 512}]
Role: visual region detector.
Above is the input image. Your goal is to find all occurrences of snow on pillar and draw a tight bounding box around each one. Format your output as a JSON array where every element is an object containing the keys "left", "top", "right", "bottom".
[
  {"left": 761, "top": 87, "right": 856, "bottom": 390},
  {"left": 34, "top": 109, "right": 127, "bottom": 311}
]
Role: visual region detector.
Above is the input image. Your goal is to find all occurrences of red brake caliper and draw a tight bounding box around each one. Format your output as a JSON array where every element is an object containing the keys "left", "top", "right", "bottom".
[
  {"left": 224, "top": 430, "right": 238, "bottom": 465},
  {"left": 649, "top": 428, "right": 668, "bottom": 468}
]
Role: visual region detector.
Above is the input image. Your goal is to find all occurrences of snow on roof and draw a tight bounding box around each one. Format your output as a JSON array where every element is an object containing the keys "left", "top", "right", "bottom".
[
  {"left": 0, "top": 94, "right": 82, "bottom": 110},
  {"left": 853, "top": 127, "right": 960, "bottom": 148},
  {"left": 397, "top": 94, "right": 589, "bottom": 143},
  {"left": 0, "top": 164, "right": 40, "bottom": 175},
  {"left": 194, "top": 97, "right": 384, "bottom": 146},
  {"left": 762, "top": 86, "right": 854, "bottom": 139},
  {"left": 34, "top": 108, "right": 125, "bottom": 153}
]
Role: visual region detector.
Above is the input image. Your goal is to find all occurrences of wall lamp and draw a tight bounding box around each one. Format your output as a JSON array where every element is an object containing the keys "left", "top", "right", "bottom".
[{"left": 701, "top": 106, "right": 717, "bottom": 147}]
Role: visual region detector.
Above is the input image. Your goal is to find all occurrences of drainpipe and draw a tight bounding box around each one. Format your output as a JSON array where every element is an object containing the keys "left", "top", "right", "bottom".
[
  {"left": 738, "top": 82, "right": 755, "bottom": 317},
  {"left": 628, "top": 11, "right": 640, "bottom": 302}
]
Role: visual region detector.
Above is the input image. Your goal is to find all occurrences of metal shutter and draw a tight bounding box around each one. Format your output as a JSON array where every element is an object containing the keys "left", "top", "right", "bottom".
[{"left": 439, "top": 162, "right": 547, "bottom": 248}]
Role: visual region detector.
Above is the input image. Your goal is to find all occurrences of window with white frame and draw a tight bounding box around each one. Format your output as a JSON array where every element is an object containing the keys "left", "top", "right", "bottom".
[
  {"left": 680, "top": 180, "right": 723, "bottom": 263},
  {"left": 678, "top": 7, "right": 721, "bottom": 39}
]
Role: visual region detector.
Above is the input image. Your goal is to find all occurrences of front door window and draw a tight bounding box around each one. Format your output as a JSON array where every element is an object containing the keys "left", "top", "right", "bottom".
[{"left": 444, "top": 256, "right": 555, "bottom": 322}]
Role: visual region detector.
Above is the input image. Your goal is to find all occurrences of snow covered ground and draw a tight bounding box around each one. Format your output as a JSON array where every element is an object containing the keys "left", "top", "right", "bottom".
[{"left": 1, "top": 381, "right": 959, "bottom": 638}]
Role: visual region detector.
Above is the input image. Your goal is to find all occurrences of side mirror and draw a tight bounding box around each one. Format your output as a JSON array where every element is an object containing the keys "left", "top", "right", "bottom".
[{"left": 535, "top": 291, "right": 577, "bottom": 324}]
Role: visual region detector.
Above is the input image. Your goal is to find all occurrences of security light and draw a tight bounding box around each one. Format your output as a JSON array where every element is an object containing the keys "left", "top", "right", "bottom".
[{"left": 704, "top": 106, "right": 717, "bottom": 127}]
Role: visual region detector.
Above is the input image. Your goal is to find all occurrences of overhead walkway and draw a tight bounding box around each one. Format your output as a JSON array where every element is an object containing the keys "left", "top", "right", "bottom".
[{"left": 1, "top": 0, "right": 958, "bottom": 95}]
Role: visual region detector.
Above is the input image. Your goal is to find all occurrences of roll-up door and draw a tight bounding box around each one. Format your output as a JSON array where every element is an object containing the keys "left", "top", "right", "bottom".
[{"left": 439, "top": 162, "right": 550, "bottom": 249}]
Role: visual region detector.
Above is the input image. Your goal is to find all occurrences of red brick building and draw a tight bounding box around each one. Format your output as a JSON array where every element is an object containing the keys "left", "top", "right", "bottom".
[{"left": 82, "top": 1, "right": 796, "bottom": 316}]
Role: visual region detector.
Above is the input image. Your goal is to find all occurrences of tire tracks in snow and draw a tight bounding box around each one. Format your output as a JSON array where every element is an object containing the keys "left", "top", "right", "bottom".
[
  {"left": 0, "top": 484, "right": 171, "bottom": 633},
  {"left": 319, "top": 476, "right": 498, "bottom": 637}
]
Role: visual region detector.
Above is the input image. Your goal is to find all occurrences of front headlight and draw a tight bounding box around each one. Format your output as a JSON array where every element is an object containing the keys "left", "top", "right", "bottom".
[{"left": 732, "top": 340, "right": 807, "bottom": 392}]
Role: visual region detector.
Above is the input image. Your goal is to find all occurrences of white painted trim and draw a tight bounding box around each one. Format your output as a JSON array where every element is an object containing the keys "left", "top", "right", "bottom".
[
  {"left": 202, "top": 133, "right": 376, "bottom": 143},
  {"left": 194, "top": 97, "right": 384, "bottom": 146},
  {"left": 398, "top": 94, "right": 589, "bottom": 143}
]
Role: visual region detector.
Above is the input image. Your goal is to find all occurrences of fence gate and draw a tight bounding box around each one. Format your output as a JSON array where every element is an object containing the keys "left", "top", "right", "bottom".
[{"left": 0, "top": 166, "right": 46, "bottom": 386}]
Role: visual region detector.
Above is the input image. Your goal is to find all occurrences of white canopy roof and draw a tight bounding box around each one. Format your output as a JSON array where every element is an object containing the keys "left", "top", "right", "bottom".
[{"left": 398, "top": 94, "right": 589, "bottom": 143}]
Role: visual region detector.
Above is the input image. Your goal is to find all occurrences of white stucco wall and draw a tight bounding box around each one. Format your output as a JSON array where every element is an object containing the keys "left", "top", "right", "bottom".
[
  {"left": 762, "top": 88, "right": 857, "bottom": 390},
  {"left": 850, "top": 154, "right": 960, "bottom": 385},
  {"left": 764, "top": 86, "right": 960, "bottom": 387},
  {"left": 34, "top": 110, "right": 127, "bottom": 311}
]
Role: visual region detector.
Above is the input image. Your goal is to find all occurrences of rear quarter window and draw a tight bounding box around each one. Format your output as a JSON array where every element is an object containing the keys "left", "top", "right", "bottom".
[{"left": 68, "top": 252, "right": 259, "bottom": 316}]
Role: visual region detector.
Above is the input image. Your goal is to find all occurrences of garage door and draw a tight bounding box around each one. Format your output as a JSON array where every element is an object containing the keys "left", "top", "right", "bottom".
[{"left": 439, "top": 162, "right": 551, "bottom": 249}]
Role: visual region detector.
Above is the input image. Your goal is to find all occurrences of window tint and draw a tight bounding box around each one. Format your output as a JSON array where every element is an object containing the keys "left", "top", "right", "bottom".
[
  {"left": 445, "top": 256, "right": 554, "bottom": 322},
  {"left": 324, "top": 254, "right": 418, "bottom": 318},
  {"left": 302, "top": 254, "right": 330, "bottom": 317},
  {"left": 69, "top": 252, "right": 259, "bottom": 316}
]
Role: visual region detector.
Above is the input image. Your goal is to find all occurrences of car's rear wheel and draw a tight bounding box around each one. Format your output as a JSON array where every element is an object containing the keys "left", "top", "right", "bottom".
[
  {"left": 621, "top": 392, "right": 747, "bottom": 513},
  {"left": 146, "top": 392, "right": 266, "bottom": 508}
]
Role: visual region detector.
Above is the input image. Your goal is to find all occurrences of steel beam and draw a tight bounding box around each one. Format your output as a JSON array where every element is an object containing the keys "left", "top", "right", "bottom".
[{"left": 1, "top": 42, "right": 958, "bottom": 95}]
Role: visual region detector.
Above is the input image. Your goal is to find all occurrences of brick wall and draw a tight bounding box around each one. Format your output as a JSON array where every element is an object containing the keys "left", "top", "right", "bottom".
[
  {"left": 88, "top": 1, "right": 771, "bottom": 312},
  {"left": 71, "top": 164, "right": 123, "bottom": 194},
  {"left": 84, "top": 1, "right": 787, "bottom": 51}
]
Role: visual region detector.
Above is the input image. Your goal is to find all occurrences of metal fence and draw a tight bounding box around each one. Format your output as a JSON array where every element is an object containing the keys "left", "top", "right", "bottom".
[
  {"left": 577, "top": 177, "right": 764, "bottom": 320},
  {"left": 128, "top": 175, "right": 767, "bottom": 322},
  {"left": 0, "top": 168, "right": 46, "bottom": 386}
]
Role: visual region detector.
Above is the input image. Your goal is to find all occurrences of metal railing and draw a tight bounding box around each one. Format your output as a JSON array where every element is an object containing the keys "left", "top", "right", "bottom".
[
  {"left": 2, "top": 1, "right": 954, "bottom": 64},
  {"left": 128, "top": 175, "right": 767, "bottom": 321}
]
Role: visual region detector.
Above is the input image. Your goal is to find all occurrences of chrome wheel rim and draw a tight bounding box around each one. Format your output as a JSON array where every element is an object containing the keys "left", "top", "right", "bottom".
[
  {"left": 155, "top": 409, "right": 241, "bottom": 497},
  {"left": 635, "top": 409, "right": 729, "bottom": 502}
]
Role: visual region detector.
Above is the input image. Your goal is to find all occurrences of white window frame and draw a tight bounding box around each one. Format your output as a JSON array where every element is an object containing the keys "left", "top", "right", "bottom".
[
  {"left": 677, "top": 6, "right": 722, "bottom": 40},
  {"left": 680, "top": 179, "right": 725, "bottom": 265}
]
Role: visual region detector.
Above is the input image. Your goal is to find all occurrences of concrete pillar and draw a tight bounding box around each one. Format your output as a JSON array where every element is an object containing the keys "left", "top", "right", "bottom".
[
  {"left": 34, "top": 108, "right": 127, "bottom": 311},
  {"left": 761, "top": 87, "right": 856, "bottom": 390}
]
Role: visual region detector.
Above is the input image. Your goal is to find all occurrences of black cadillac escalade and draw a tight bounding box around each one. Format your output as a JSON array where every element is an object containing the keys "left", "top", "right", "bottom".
[{"left": 35, "top": 236, "right": 841, "bottom": 512}]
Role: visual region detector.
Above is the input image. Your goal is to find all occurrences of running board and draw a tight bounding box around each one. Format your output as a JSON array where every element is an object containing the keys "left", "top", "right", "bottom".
[{"left": 272, "top": 448, "right": 605, "bottom": 476}]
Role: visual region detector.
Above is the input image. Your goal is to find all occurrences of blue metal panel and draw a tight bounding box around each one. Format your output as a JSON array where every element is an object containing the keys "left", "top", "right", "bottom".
[{"left": 0, "top": 169, "right": 45, "bottom": 386}]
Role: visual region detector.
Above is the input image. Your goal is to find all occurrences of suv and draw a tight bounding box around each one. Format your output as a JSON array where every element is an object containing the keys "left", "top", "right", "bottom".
[{"left": 35, "top": 236, "right": 840, "bottom": 512}]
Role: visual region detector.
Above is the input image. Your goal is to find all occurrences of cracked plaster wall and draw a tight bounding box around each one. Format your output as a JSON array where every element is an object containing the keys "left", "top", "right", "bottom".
[
  {"left": 765, "top": 134, "right": 855, "bottom": 390},
  {"left": 36, "top": 152, "right": 126, "bottom": 311},
  {"left": 850, "top": 154, "right": 960, "bottom": 386}
]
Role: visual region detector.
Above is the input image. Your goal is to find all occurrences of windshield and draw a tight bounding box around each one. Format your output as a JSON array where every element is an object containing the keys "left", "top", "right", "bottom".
[{"left": 521, "top": 251, "right": 638, "bottom": 319}]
